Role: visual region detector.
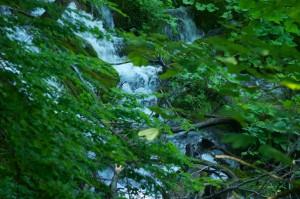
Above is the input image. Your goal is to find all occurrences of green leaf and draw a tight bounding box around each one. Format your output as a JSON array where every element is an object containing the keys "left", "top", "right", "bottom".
[
  {"left": 216, "top": 56, "right": 238, "bottom": 65},
  {"left": 128, "top": 52, "right": 148, "bottom": 66},
  {"left": 183, "top": 0, "right": 194, "bottom": 5},
  {"left": 206, "top": 3, "right": 218, "bottom": 12},
  {"left": 259, "top": 145, "right": 292, "bottom": 165},
  {"left": 195, "top": 3, "right": 218, "bottom": 12},
  {"left": 159, "top": 69, "right": 178, "bottom": 79},
  {"left": 138, "top": 128, "right": 160, "bottom": 141},
  {"left": 284, "top": 21, "right": 300, "bottom": 34},
  {"left": 222, "top": 134, "right": 256, "bottom": 149},
  {"left": 195, "top": 3, "right": 206, "bottom": 11},
  {"left": 149, "top": 106, "right": 175, "bottom": 119},
  {"left": 281, "top": 81, "right": 300, "bottom": 90}
]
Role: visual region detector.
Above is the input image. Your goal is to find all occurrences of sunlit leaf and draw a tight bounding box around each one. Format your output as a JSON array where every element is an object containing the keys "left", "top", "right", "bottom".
[
  {"left": 138, "top": 128, "right": 160, "bottom": 141},
  {"left": 216, "top": 56, "right": 238, "bottom": 65},
  {"left": 281, "top": 81, "right": 300, "bottom": 90}
]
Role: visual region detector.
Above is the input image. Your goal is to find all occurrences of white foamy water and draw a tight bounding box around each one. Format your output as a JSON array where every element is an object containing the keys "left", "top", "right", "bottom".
[
  {"left": 60, "top": 2, "right": 226, "bottom": 197},
  {"left": 5, "top": 26, "right": 39, "bottom": 53},
  {"left": 63, "top": 2, "right": 160, "bottom": 113},
  {"left": 61, "top": 3, "right": 162, "bottom": 198}
]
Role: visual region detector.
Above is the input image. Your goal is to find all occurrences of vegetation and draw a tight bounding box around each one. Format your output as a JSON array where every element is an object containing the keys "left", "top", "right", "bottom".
[{"left": 0, "top": 0, "right": 300, "bottom": 198}]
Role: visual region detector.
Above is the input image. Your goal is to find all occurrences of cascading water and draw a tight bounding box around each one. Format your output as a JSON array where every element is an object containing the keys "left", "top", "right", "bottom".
[
  {"left": 164, "top": 6, "right": 204, "bottom": 42},
  {"left": 63, "top": 3, "right": 204, "bottom": 117},
  {"left": 100, "top": 6, "right": 115, "bottom": 29},
  {"left": 62, "top": 3, "right": 163, "bottom": 198},
  {"left": 63, "top": 3, "right": 232, "bottom": 198},
  {"left": 64, "top": 3, "right": 160, "bottom": 115},
  {"left": 162, "top": 6, "right": 236, "bottom": 182}
]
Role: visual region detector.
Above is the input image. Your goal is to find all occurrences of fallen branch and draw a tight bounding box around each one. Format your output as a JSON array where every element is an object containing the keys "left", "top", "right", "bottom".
[
  {"left": 172, "top": 117, "right": 240, "bottom": 133},
  {"left": 191, "top": 159, "right": 238, "bottom": 180},
  {"left": 108, "top": 61, "right": 131, "bottom": 65},
  {"left": 215, "top": 155, "right": 253, "bottom": 168}
]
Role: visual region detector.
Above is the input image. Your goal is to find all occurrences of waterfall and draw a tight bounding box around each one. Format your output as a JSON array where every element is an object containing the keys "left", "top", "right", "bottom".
[
  {"left": 62, "top": 3, "right": 230, "bottom": 197},
  {"left": 62, "top": 3, "right": 204, "bottom": 114},
  {"left": 62, "top": 3, "right": 162, "bottom": 198},
  {"left": 63, "top": 2, "right": 160, "bottom": 115},
  {"left": 164, "top": 6, "right": 204, "bottom": 42},
  {"left": 100, "top": 6, "right": 115, "bottom": 29}
]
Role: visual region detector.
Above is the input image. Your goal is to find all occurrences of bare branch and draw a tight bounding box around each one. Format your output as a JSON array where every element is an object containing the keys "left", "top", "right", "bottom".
[
  {"left": 172, "top": 117, "right": 240, "bottom": 133},
  {"left": 110, "top": 164, "right": 123, "bottom": 199},
  {"left": 107, "top": 61, "right": 131, "bottom": 65}
]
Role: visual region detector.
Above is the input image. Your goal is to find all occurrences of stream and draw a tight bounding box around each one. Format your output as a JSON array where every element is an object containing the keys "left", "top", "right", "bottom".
[{"left": 63, "top": 3, "right": 234, "bottom": 198}]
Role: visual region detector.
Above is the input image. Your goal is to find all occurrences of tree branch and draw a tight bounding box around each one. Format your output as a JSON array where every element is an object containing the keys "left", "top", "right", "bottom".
[
  {"left": 107, "top": 61, "right": 131, "bottom": 65},
  {"left": 215, "top": 155, "right": 283, "bottom": 180},
  {"left": 110, "top": 164, "right": 123, "bottom": 199},
  {"left": 191, "top": 159, "right": 238, "bottom": 180},
  {"left": 172, "top": 117, "right": 240, "bottom": 133},
  {"left": 5, "top": 6, "right": 35, "bottom": 18},
  {"left": 203, "top": 174, "right": 269, "bottom": 199},
  {"left": 268, "top": 185, "right": 300, "bottom": 199}
]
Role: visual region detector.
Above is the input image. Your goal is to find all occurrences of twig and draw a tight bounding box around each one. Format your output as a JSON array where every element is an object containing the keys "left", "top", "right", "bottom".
[
  {"left": 215, "top": 155, "right": 282, "bottom": 180},
  {"left": 238, "top": 187, "right": 267, "bottom": 198},
  {"left": 108, "top": 61, "right": 131, "bottom": 65},
  {"left": 215, "top": 155, "right": 253, "bottom": 167},
  {"left": 191, "top": 159, "right": 238, "bottom": 180},
  {"left": 110, "top": 164, "right": 123, "bottom": 199},
  {"left": 268, "top": 185, "right": 300, "bottom": 199},
  {"left": 203, "top": 174, "right": 269, "bottom": 199},
  {"left": 191, "top": 166, "right": 209, "bottom": 175}
]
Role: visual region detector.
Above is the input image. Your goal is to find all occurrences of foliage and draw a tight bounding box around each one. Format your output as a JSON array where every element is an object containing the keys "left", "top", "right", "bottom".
[
  {"left": 122, "top": 0, "right": 300, "bottom": 197},
  {"left": 111, "top": 0, "right": 174, "bottom": 32},
  {"left": 0, "top": 0, "right": 191, "bottom": 198},
  {"left": 1, "top": 0, "right": 300, "bottom": 198}
]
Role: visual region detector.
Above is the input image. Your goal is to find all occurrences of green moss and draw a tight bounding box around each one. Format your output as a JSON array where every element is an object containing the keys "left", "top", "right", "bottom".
[
  {"left": 62, "top": 78, "right": 84, "bottom": 97},
  {"left": 78, "top": 60, "right": 120, "bottom": 88},
  {"left": 57, "top": 36, "right": 98, "bottom": 57}
]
